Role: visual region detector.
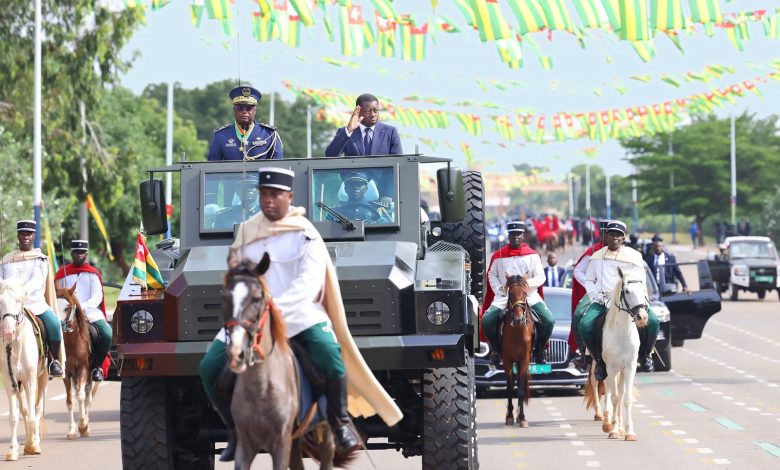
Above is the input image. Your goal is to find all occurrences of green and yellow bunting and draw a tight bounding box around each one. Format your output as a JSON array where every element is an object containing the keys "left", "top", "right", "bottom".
[
  {"left": 571, "top": 0, "right": 608, "bottom": 29},
  {"left": 618, "top": 0, "right": 649, "bottom": 41},
  {"left": 289, "top": 0, "right": 315, "bottom": 26},
  {"left": 507, "top": 0, "right": 547, "bottom": 34},
  {"left": 452, "top": 0, "right": 477, "bottom": 28},
  {"left": 471, "top": 0, "right": 513, "bottom": 42},
  {"left": 763, "top": 13, "right": 780, "bottom": 39},
  {"left": 650, "top": 0, "right": 686, "bottom": 32},
  {"left": 205, "top": 0, "right": 231, "bottom": 20},
  {"left": 495, "top": 36, "right": 523, "bottom": 66},
  {"left": 631, "top": 40, "right": 656, "bottom": 62},
  {"left": 540, "top": 0, "right": 575, "bottom": 33},
  {"left": 455, "top": 113, "right": 482, "bottom": 136},
  {"left": 151, "top": 0, "right": 171, "bottom": 11},
  {"left": 190, "top": 3, "right": 204, "bottom": 28},
  {"left": 376, "top": 14, "right": 396, "bottom": 57},
  {"left": 436, "top": 15, "right": 461, "bottom": 33},
  {"left": 370, "top": 0, "right": 400, "bottom": 21},
  {"left": 601, "top": 0, "right": 622, "bottom": 31},
  {"left": 288, "top": 15, "right": 302, "bottom": 47},
  {"left": 252, "top": 12, "right": 277, "bottom": 42},
  {"left": 688, "top": 0, "right": 723, "bottom": 24},
  {"left": 460, "top": 142, "right": 474, "bottom": 167},
  {"left": 400, "top": 22, "right": 428, "bottom": 61}
]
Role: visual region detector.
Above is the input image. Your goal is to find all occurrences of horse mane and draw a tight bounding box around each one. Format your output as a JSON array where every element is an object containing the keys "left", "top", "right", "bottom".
[
  {"left": 257, "top": 275, "right": 289, "bottom": 354},
  {"left": 608, "top": 266, "right": 643, "bottom": 305},
  {"left": 56, "top": 287, "right": 90, "bottom": 342}
]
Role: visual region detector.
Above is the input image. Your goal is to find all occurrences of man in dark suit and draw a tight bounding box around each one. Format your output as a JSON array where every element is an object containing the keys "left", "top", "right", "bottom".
[
  {"left": 544, "top": 252, "right": 565, "bottom": 288},
  {"left": 645, "top": 239, "right": 690, "bottom": 294},
  {"left": 325, "top": 93, "right": 403, "bottom": 157}
]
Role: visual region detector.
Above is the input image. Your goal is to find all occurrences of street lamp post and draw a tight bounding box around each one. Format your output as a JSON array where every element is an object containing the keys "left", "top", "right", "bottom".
[
  {"left": 164, "top": 82, "right": 174, "bottom": 239},
  {"left": 632, "top": 178, "right": 639, "bottom": 233},
  {"left": 669, "top": 133, "right": 676, "bottom": 243},
  {"left": 605, "top": 174, "right": 611, "bottom": 220},
  {"left": 585, "top": 164, "right": 591, "bottom": 214},
  {"left": 730, "top": 114, "right": 737, "bottom": 226},
  {"left": 33, "top": 0, "right": 42, "bottom": 247},
  {"left": 568, "top": 173, "right": 575, "bottom": 218}
]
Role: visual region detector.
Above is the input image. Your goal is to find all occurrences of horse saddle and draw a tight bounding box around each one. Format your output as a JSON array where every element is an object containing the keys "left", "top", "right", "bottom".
[
  {"left": 26, "top": 309, "right": 48, "bottom": 360},
  {"left": 290, "top": 341, "right": 327, "bottom": 426}
]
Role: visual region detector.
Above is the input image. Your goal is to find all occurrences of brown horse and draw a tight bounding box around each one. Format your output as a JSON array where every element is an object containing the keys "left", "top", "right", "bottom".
[
  {"left": 501, "top": 273, "right": 534, "bottom": 428},
  {"left": 56, "top": 286, "right": 100, "bottom": 439},
  {"left": 224, "top": 251, "right": 354, "bottom": 470}
]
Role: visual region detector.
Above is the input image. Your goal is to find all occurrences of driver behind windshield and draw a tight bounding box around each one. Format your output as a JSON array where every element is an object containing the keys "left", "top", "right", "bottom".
[
  {"left": 329, "top": 172, "right": 393, "bottom": 224},
  {"left": 214, "top": 174, "right": 260, "bottom": 229}
]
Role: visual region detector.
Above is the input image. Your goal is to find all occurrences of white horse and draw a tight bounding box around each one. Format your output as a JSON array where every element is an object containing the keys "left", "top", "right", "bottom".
[
  {"left": 584, "top": 267, "right": 648, "bottom": 441},
  {"left": 0, "top": 278, "right": 49, "bottom": 460}
]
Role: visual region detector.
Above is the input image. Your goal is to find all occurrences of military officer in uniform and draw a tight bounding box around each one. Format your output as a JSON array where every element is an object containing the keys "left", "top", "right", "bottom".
[
  {"left": 214, "top": 174, "right": 260, "bottom": 229},
  {"left": 207, "top": 85, "right": 284, "bottom": 161}
]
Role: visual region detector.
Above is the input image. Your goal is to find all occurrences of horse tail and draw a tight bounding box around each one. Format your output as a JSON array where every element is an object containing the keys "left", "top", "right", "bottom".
[
  {"left": 333, "top": 445, "right": 360, "bottom": 468},
  {"left": 583, "top": 365, "right": 603, "bottom": 411},
  {"left": 522, "top": 368, "right": 531, "bottom": 406}
]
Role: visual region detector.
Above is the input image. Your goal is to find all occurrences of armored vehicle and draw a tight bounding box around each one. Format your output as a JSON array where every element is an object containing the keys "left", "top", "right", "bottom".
[{"left": 116, "top": 155, "right": 484, "bottom": 469}]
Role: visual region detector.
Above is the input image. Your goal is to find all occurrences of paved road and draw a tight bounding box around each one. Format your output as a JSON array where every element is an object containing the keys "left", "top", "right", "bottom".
[{"left": 1, "top": 244, "right": 779, "bottom": 468}]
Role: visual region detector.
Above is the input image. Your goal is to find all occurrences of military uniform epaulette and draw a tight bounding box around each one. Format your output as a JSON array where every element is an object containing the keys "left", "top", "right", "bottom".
[
  {"left": 258, "top": 122, "right": 276, "bottom": 130},
  {"left": 214, "top": 123, "right": 231, "bottom": 133}
]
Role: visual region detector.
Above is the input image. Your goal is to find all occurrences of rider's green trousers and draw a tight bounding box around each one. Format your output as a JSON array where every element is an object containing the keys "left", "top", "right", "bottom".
[
  {"left": 90, "top": 318, "right": 112, "bottom": 368},
  {"left": 482, "top": 302, "right": 555, "bottom": 352},
  {"left": 576, "top": 300, "right": 659, "bottom": 357},
  {"left": 199, "top": 322, "right": 346, "bottom": 401},
  {"left": 38, "top": 308, "right": 62, "bottom": 341}
]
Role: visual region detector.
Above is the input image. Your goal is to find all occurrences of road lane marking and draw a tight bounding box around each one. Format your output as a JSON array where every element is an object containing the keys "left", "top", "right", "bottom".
[
  {"left": 683, "top": 402, "right": 707, "bottom": 412},
  {"left": 585, "top": 461, "right": 600, "bottom": 467},
  {"left": 755, "top": 442, "right": 780, "bottom": 458},
  {"left": 686, "top": 448, "right": 714, "bottom": 454},
  {"left": 559, "top": 424, "right": 572, "bottom": 429},
  {"left": 564, "top": 432, "right": 577, "bottom": 437},
  {"left": 675, "top": 438, "right": 700, "bottom": 444},
  {"left": 577, "top": 450, "right": 595, "bottom": 456},
  {"left": 713, "top": 417, "right": 743, "bottom": 431},
  {"left": 50, "top": 393, "right": 67, "bottom": 401},
  {"left": 571, "top": 441, "right": 585, "bottom": 446},
  {"left": 700, "top": 458, "right": 732, "bottom": 464},
  {"left": 512, "top": 451, "right": 526, "bottom": 457}
]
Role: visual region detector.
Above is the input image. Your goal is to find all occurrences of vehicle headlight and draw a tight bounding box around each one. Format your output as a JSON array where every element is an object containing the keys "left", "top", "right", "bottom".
[
  {"left": 652, "top": 304, "right": 671, "bottom": 322},
  {"left": 475, "top": 341, "right": 490, "bottom": 358},
  {"left": 733, "top": 265, "right": 748, "bottom": 276},
  {"left": 426, "top": 301, "right": 451, "bottom": 326},
  {"left": 130, "top": 310, "right": 154, "bottom": 334}
]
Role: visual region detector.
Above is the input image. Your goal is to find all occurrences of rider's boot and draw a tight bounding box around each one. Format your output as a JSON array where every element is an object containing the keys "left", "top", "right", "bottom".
[
  {"left": 637, "top": 327, "right": 656, "bottom": 373},
  {"left": 592, "top": 324, "right": 607, "bottom": 381},
  {"left": 533, "top": 336, "right": 548, "bottom": 365},
  {"left": 47, "top": 340, "right": 64, "bottom": 378},
  {"left": 89, "top": 353, "right": 104, "bottom": 382},
  {"left": 212, "top": 368, "right": 237, "bottom": 462},
  {"left": 325, "top": 375, "right": 361, "bottom": 452},
  {"left": 488, "top": 314, "right": 502, "bottom": 367}
]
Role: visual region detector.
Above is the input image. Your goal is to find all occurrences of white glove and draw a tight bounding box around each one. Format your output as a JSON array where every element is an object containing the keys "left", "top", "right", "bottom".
[{"left": 591, "top": 291, "right": 609, "bottom": 305}]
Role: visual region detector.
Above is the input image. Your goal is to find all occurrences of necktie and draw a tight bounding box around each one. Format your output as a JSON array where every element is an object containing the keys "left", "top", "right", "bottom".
[
  {"left": 363, "top": 128, "right": 372, "bottom": 155},
  {"left": 551, "top": 267, "right": 558, "bottom": 287}
]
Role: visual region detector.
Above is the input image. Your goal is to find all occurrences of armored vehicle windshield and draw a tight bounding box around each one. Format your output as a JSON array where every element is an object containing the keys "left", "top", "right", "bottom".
[{"left": 310, "top": 165, "right": 399, "bottom": 228}]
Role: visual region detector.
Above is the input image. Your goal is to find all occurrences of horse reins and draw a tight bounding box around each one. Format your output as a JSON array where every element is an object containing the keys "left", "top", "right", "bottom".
[
  {"left": 2, "top": 305, "right": 25, "bottom": 392},
  {"left": 224, "top": 274, "right": 276, "bottom": 363},
  {"left": 616, "top": 279, "right": 648, "bottom": 322}
]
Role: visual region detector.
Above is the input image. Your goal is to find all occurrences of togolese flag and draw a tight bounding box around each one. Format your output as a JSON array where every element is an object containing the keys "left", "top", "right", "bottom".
[
  {"left": 339, "top": 4, "right": 365, "bottom": 56},
  {"left": 618, "top": 0, "right": 649, "bottom": 41},
  {"left": 471, "top": 0, "right": 512, "bottom": 42},
  {"left": 376, "top": 12, "right": 396, "bottom": 57},
  {"left": 571, "top": 0, "right": 608, "bottom": 29},
  {"left": 133, "top": 232, "right": 165, "bottom": 290},
  {"left": 507, "top": 0, "right": 547, "bottom": 34},
  {"left": 205, "top": 0, "right": 231, "bottom": 20},
  {"left": 400, "top": 22, "right": 428, "bottom": 61},
  {"left": 688, "top": 0, "right": 722, "bottom": 24},
  {"left": 650, "top": 0, "right": 686, "bottom": 31},
  {"left": 370, "top": 0, "right": 400, "bottom": 21}
]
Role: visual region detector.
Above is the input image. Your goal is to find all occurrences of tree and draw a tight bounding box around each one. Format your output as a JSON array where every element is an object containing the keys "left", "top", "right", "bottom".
[
  {"left": 142, "top": 80, "right": 334, "bottom": 158},
  {"left": 570, "top": 164, "right": 633, "bottom": 222},
  {"left": 622, "top": 113, "right": 780, "bottom": 242}
]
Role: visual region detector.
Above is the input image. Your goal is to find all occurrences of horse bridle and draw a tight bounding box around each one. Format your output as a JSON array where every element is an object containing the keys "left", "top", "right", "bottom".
[
  {"left": 505, "top": 277, "right": 530, "bottom": 327},
  {"left": 616, "top": 279, "right": 648, "bottom": 323},
  {"left": 1, "top": 305, "right": 25, "bottom": 329},
  {"left": 224, "top": 274, "right": 275, "bottom": 366}
]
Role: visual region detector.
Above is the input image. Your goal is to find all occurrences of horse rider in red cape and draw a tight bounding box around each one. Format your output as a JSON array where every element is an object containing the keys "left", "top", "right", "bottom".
[
  {"left": 481, "top": 220, "right": 555, "bottom": 367},
  {"left": 568, "top": 219, "right": 612, "bottom": 363},
  {"left": 54, "top": 240, "right": 112, "bottom": 381},
  {"left": 572, "top": 220, "right": 660, "bottom": 381},
  {"left": 0, "top": 220, "right": 65, "bottom": 377}
]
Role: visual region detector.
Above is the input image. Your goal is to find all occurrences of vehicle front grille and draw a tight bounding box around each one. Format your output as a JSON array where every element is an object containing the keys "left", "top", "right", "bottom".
[{"left": 544, "top": 339, "right": 569, "bottom": 365}]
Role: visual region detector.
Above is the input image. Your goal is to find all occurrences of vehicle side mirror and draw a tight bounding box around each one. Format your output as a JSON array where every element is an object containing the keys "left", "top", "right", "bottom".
[
  {"left": 140, "top": 178, "right": 168, "bottom": 235},
  {"left": 436, "top": 167, "right": 465, "bottom": 223}
]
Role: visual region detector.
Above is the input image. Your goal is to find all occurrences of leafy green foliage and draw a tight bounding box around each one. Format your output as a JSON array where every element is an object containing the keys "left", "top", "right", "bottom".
[
  {"left": 142, "top": 80, "right": 334, "bottom": 158},
  {"left": 622, "top": 114, "right": 780, "bottom": 233}
]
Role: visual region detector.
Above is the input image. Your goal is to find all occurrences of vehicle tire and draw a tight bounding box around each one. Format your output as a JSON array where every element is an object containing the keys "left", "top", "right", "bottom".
[
  {"left": 121, "top": 377, "right": 215, "bottom": 470},
  {"left": 653, "top": 343, "right": 672, "bottom": 372},
  {"left": 422, "top": 354, "right": 478, "bottom": 470},
  {"left": 727, "top": 283, "right": 738, "bottom": 301},
  {"left": 757, "top": 290, "right": 766, "bottom": 300},
  {"left": 671, "top": 338, "right": 685, "bottom": 348},
  {"left": 437, "top": 171, "right": 486, "bottom": 303}
]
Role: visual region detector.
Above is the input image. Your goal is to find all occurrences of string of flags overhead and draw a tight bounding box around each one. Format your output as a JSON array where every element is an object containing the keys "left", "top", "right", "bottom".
[
  {"left": 284, "top": 62, "right": 780, "bottom": 148},
  {"left": 123, "top": 1, "right": 780, "bottom": 68}
]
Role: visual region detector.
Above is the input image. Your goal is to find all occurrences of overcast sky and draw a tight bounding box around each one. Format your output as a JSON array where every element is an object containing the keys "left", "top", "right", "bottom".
[{"left": 120, "top": 0, "right": 780, "bottom": 180}]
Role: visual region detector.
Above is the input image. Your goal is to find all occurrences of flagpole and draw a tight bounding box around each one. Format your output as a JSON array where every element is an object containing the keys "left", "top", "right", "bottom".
[
  {"left": 605, "top": 174, "right": 611, "bottom": 220},
  {"left": 306, "top": 104, "right": 312, "bottom": 158},
  {"left": 269, "top": 91, "right": 275, "bottom": 126},
  {"left": 33, "top": 0, "right": 42, "bottom": 248},
  {"left": 730, "top": 114, "right": 737, "bottom": 226},
  {"left": 165, "top": 82, "right": 174, "bottom": 239}
]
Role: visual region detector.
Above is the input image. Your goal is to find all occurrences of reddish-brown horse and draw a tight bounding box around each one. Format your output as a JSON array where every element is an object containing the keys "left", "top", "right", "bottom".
[
  {"left": 56, "top": 286, "right": 100, "bottom": 439},
  {"left": 501, "top": 273, "right": 534, "bottom": 427}
]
